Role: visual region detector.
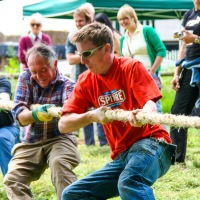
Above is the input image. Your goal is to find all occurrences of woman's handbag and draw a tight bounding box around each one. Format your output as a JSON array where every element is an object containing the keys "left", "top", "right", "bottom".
[{"left": 151, "top": 73, "right": 162, "bottom": 90}]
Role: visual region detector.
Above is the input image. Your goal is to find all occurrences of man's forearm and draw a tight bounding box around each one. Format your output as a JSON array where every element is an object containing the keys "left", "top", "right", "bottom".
[
  {"left": 143, "top": 100, "right": 157, "bottom": 113},
  {"left": 67, "top": 54, "right": 81, "bottom": 65},
  {"left": 17, "top": 108, "right": 35, "bottom": 126},
  {"left": 59, "top": 112, "right": 93, "bottom": 133}
]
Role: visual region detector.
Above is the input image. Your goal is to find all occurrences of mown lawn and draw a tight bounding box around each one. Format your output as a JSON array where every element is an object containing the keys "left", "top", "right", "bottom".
[
  {"left": 1, "top": 128, "right": 200, "bottom": 200},
  {"left": 0, "top": 76, "right": 200, "bottom": 199}
]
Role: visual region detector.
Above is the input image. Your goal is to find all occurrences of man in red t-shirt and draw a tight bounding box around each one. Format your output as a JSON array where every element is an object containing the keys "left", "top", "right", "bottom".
[{"left": 59, "top": 22, "right": 176, "bottom": 200}]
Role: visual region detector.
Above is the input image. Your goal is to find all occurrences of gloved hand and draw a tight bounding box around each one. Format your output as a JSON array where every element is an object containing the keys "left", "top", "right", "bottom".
[{"left": 32, "top": 104, "right": 53, "bottom": 122}]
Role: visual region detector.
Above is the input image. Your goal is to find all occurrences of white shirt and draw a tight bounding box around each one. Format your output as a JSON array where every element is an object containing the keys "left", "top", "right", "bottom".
[
  {"left": 122, "top": 24, "right": 151, "bottom": 69},
  {"left": 29, "top": 32, "right": 42, "bottom": 44}
]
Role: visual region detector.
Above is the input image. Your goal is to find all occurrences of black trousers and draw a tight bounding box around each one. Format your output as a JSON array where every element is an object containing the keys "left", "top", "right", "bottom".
[
  {"left": 192, "top": 87, "right": 200, "bottom": 117},
  {"left": 170, "top": 69, "right": 199, "bottom": 162}
]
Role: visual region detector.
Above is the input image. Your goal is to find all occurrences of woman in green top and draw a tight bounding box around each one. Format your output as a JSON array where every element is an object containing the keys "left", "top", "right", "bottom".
[{"left": 117, "top": 4, "right": 166, "bottom": 113}]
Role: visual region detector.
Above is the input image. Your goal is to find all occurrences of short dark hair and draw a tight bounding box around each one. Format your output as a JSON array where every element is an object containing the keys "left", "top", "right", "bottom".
[
  {"left": 71, "top": 22, "right": 114, "bottom": 53},
  {"left": 94, "top": 13, "right": 114, "bottom": 31}
]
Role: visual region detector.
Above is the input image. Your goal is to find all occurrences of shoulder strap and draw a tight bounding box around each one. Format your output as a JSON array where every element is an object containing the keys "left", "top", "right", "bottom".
[{"left": 126, "top": 39, "right": 134, "bottom": 58}]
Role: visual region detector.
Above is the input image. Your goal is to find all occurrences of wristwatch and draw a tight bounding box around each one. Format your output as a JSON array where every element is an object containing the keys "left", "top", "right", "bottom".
[{"left": 194, "top": 36, "right": 200, "bottom": 44}]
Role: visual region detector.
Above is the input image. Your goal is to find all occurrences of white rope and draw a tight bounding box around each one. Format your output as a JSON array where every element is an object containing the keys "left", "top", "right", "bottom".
[
  {"left": 30, "top": 104, "right": 61, "bottom": 118},
  {"left": 104, "top": 109, "right": 200, "bottom": 129},
  {"left": 1, "top": 100, "right": 200, "bottom": 129},
  {"left": 0, "top": 101, "right": 61, "bottom": 118}
]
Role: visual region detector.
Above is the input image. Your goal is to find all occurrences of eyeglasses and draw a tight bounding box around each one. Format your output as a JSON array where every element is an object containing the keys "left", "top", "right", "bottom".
[
  {"left": 118, "top": 17, "right": 129, "bottom": 22},
  {"left": 31, "top": 23, "right": 41, "bottom": 27},
  {"left": 78, "top": 44, "right": 104, "bottom": 58}
]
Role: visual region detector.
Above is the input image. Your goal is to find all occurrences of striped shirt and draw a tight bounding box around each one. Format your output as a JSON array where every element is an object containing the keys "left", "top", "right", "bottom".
[{"left": 12, "top": 69, "right": 75, "bottom": 143}]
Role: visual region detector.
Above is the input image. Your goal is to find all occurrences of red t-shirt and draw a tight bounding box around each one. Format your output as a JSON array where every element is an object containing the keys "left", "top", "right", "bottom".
[{"left": 62, "top": 56, "right": 171, "bottom": 159}]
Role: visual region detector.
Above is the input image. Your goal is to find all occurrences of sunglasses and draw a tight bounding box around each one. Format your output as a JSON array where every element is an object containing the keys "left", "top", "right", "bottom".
[
  {"left": 78, "top": 44, "right": 104, "bottom": 58},
  {"left": 31, "top": 23, "right": 41, "bottom": 27}
]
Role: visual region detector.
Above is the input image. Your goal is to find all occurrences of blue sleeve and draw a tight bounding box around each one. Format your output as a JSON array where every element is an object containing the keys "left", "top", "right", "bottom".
[
  {"left": 0, "top": 78, "right": 12, "bottom": 98},
  {"left": 65, "top": 35, "right": 76, "bottom": 55}
]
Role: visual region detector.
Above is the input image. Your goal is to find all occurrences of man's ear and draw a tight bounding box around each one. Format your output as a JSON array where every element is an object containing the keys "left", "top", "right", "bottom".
[
  {"left": 104, "top": 43, "right": 111, "bottom": 54},
  {"left": 54, "top": 60, "right": 58, "bottom": 70}
]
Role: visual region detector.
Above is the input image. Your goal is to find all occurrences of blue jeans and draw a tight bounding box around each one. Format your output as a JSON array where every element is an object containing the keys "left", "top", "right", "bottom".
[
  {"left": 0, "top": 124, "right": 20, "bottom": 176},
  {"left": 62, "top": 138, "right": 176, "bottom": 200},
  {"left": 156, "top": 99, "right": 162, "bottom": 113},
  {"left": 84, "top": 123, "right": 107, "bottom": 146},
  {"left": 151, "top": 73, "right": 163, "bottom": 113}
]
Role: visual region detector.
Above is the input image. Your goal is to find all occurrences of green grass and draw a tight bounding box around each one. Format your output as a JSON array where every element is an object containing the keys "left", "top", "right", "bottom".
[
  {"left": 1, "top": 76, "right": 200, "bottom": 199},
  {"left": 160, "top": 76, "right": 176, "bottom": 113},
  {"left": 1, "top": 129, "right": 200, "bottom": 200}
]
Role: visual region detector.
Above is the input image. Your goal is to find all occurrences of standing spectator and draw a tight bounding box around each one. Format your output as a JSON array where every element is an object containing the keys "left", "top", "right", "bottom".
[
  {"left": 170, "top": 0, "right": 200, "bottom": 163},
  {"left": 4, "top": 44, "right": 80, "bottom": 200},
  {"left": 117, "top": 4, "right": 166, "bottom": 113},
  {"left": 59, "top": 22, "right": 176, "bottom": 200},
  {"left": 95, "top": 12, "right": 121, "bottom": 56},
  {"left": 66, "top": 8, "right": 92, "bottom": 82},
  {"left": 65, "top": 6, "right": 107, "bottom": 146},
  {"left": 0, "top": 78, "right": 20, "bottom": 176},
  {"left": 18, "top": 12, "right": 52, "bottom": 70},
  {"left": 179, "top": 30, "right": 200, "bottom": 117},
  {"left": 79, "top": 2, "right": 95, "bottom": 22}
]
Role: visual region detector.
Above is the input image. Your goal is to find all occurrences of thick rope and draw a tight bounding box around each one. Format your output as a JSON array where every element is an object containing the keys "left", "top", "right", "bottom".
[
  {"left": 1, "top": 101, "right": 200, "bottom": 129},
  {"left": 30, "top": 104, "right": 61, "bottom": 118},
  {"left": 104, "top": 109, "right": 200, "bottom": 129},
  {"left": 0, "top": 101, "right": 61, "bottom": 118}
]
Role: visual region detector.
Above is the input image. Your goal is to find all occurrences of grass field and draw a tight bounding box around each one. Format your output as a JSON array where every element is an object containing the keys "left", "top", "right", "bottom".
[{"left": 0, "top": 76, "right": 200, "bottom": 199}]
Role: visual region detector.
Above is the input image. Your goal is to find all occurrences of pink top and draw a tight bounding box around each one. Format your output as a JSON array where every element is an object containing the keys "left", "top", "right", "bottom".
[{"left": 18, "top": 33, "right": 52, "bottom": 69}]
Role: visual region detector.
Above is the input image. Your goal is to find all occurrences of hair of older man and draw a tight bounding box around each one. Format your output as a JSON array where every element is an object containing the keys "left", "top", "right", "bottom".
[
  {"left": 71, "top": 22, "right": 114, "bottom": 53},
  {"left": 25, "top": 43, "right": 57, "bottom": 68}
]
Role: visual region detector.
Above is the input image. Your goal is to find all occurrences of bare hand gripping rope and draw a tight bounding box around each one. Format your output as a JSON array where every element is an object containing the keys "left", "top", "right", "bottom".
[
  {"left": 104, "top": 109, "right": 200, "bottom": 129},
  {"left": 1, "top": 100, "right": 200, "bottom": 129}
]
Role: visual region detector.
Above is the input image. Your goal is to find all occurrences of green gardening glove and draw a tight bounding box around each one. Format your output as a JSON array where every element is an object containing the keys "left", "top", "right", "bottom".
[{"left": 32, "top": 104, "right": 53, "bottom": 122}]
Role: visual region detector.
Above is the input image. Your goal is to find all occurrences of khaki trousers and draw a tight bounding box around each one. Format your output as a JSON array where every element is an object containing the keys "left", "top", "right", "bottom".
[{"left": 4, "top": 136, "right": 80, "bottom": 200}]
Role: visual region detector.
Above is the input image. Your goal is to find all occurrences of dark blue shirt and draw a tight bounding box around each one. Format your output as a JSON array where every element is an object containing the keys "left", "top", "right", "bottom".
[{"left": 65, "top": 30, "right": 87, "bottom": 81}]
